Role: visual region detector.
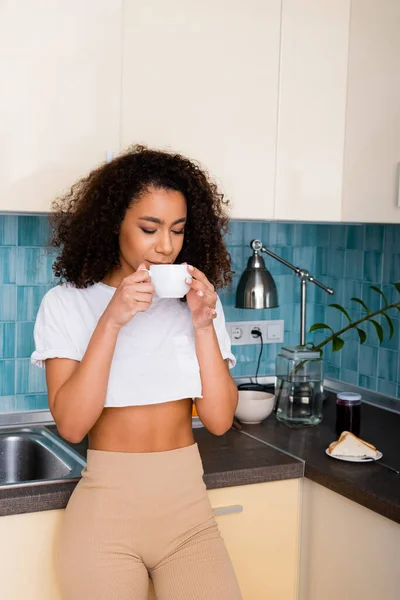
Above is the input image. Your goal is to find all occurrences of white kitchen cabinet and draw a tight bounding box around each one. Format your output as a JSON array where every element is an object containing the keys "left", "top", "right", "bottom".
[
  {"left": 0, "top": 0, "right": 121, "bottom": 213},
  {"left": 121, "top": 0, "right": 281, "bottom": 221},
  {"left": 299, "top": 479, "right": 400, "bottom": 600},
  {"left": 274, "top": 0, "right": 350, "bottom": 222},
  {"left": 341, "top": 0, "right": 400, "bottom": 223}
]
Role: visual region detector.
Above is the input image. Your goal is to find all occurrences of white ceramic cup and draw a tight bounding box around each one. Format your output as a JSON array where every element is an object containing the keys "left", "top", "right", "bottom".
[{"left": 143, "top": 264, "right": 190, "bottom": 298}]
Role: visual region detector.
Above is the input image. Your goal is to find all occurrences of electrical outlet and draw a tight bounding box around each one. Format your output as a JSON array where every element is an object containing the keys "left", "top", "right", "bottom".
[{"left": 226, "top": 320, "right": 284, "bottom": 346}]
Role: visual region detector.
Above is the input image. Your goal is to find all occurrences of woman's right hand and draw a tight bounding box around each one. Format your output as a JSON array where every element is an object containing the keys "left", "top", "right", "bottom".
[{"left": 102, "top": 264, "right": 154, "bottom": 330}]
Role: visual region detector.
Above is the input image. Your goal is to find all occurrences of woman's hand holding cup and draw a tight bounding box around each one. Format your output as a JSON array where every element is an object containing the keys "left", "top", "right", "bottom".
[{"left": 103, "top": 264, "right": 154, "bottom": 329}]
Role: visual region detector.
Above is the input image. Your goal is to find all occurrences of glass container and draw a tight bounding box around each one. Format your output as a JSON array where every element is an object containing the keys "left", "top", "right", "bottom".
[{"left": 274, "top": 345, "right": 324, "bottom": 427}]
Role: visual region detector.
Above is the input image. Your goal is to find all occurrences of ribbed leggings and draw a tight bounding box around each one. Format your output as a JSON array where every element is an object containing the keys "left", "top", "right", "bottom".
[{"left": 55, "top": 443, "right": 243, "bottom": 599}]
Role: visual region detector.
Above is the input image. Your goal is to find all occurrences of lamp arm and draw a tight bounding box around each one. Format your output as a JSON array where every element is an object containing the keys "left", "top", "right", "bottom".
[
  {"left": 249, "top": 239, "right": 335, "bottom": 346},
  {"left": 259, "top": 245, "right": 334, "bottom": 295}
]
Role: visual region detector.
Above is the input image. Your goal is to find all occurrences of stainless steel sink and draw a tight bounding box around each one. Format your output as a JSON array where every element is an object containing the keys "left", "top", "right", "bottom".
[{"left": 0, "top": 427, "right": 86, "bottom": 489}]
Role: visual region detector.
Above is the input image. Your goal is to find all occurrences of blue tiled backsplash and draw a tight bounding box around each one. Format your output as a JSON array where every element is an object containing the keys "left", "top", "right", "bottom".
[{"left": 0, "top": 216, "right": 399, "bottom": 412}]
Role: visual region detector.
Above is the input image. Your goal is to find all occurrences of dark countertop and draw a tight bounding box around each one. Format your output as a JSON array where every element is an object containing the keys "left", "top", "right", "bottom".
[
  {"left": 240, "top": 390, "right": 400, "bottom": 524},
  {"left": 0, "top": 427, "right": 303, "bottom": 517},
  {"left": 1, "top": 389, "right": 399, "bottom": 522}
]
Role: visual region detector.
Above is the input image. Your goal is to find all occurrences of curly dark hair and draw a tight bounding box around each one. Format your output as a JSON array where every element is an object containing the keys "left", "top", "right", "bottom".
[{"left": 50, "top": 145, "right": 233, "bottom": 289}]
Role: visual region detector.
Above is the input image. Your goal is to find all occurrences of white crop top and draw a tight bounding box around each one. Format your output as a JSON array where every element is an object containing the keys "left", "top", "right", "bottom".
[{"left": 31, "top": 282, "right": 236, "bottom": 407}]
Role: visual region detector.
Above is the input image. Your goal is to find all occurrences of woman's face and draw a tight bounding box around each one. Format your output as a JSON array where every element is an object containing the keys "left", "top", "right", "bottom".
[{"left": 116, "top": 186, "right": 187, "bottom": 280}]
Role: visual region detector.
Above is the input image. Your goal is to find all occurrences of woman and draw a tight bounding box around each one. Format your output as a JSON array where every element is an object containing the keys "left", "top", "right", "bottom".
[{"left": 31, "top": 145, "right": 242, "bottom": 600}]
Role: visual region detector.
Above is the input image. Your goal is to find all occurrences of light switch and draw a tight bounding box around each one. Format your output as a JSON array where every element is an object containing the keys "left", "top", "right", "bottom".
[{"left": 267, "top": 323, "right": 283, "bottom": 341}]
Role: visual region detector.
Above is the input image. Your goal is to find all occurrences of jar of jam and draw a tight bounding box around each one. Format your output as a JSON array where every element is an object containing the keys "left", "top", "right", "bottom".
[{"left": 335, "top": 392, "right": 361, "bottom": 437}]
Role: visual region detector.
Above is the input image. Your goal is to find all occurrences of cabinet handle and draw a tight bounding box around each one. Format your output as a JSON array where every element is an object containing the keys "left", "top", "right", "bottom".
[{"left": 213, "top": 505, "right": 243, "bottom": 516}]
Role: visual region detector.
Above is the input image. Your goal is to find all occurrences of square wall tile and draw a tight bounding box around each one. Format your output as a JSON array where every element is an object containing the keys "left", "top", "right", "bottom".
[
  {"left": 0, "top": 216, "right": 17, "bottom": 246},
  {"left": 0, "top": 323, "right": 15, "bottom": 358},
  {"left": 0, "top": 286, "right": 17, "bottom": 322},
  {"left": 358, "top": 374, "right": 377, "bottom": 391},
  {"left": 344, "top": 250, "right": 364, "bottom": 280},
  {"left": 384, "top": 225, "right": 400, "bottom": 254},
  {"left": 362, "top": 283, "right": 382, "bottom": 313},
  {"left": 377, "top": 348, "right": 398, "bottom": 382},
  {"left": 363, "top": 251, "right": 383, "bottom": 283},
  {"left": 346, "top": 225, "right": 365, "bottom": 249},
  {"left": 365, "top": 225, "right": 384, "bottom": 252},
  {"left": 15, "top": 359, "right": 46, "bottom": 394},
  {"left": 0, "top": 248, "right": 16, "bottom": 284},
  {"left": 0, "top": 396, "right": 15, "bottom": 412},
  {"left": 328, "top": 250, "right": 346, "bottom": 280},
  {"left": 243, "top": 221, "right": 264, "bottom": 246},
  {"left": 14, "top": 394, "right": 49, "bottom": 411},
  {"left": 377, "top": 379, "right": 397, "bottom": 397},
  {"left": 340, "top": 368, "right": 359, "bottom": 385},
  {"left": 0, "top": 360, "right": 15, "bottom": 395},
  {"left": 225, "top": 220, "right": 243, "bottom": 247},
  {"left": 18, "top": 216, "right": 51, "bottom": 247},
  {"left": 17, "top": 285, "right": 52, "bottom": 321},
  {"left": 16, "top": 322, "right": 35, "bottom": 358},
  {"left": 359, "top": 345, "right": 378, "bottom": 377},
  {"left": 16, "top": 248, "right": 56, "bottom": 285}
]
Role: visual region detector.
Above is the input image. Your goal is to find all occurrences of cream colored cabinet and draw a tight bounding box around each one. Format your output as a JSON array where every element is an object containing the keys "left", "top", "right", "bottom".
[
  {"left": 0, "top": 479, "right": 301, "bottom": 600},
  {"left": 0, "top": 0, "right": 121, "bottom": 213},
  {"left": 121, "top": 0, "right": 281, "bottom": 220},
  {"left": 208, "top": 479, "right": 301, "bottom": 600},
  {"left": 300, "top": 479, "right": 400, "bottom": 600},
  {"left": 274, "top": 0, "right": 350, "bottom": 221},
  {"left": 275, "top": 0, "right": 400, "bottom": 224},
  {"left": 0, "top": 509, "right": 64, "bottom": 600},
  {"left": 342, "top": 0, "right": 400, "bottom": 223}
]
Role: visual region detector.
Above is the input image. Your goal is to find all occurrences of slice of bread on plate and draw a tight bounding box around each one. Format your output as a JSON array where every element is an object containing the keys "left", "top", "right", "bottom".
[{"left": 328, "top": 431, "right": 378, "bottom": 458}]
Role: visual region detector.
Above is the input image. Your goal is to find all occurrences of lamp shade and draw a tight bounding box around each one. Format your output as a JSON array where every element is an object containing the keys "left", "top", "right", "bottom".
[{"left": 235, "top": 252, "right": 279, "bottom": 309}]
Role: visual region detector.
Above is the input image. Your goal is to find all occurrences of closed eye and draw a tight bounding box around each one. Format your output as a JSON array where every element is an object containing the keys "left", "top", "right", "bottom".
[{"left": 140, "top": 228, "right": 185, "bottom": 235}]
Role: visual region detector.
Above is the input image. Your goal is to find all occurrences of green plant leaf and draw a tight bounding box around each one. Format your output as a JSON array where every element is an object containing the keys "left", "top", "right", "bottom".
[
  {"left": 381, "top": 312, "right": 394, "bottom": 340},
  {"left": 370, "top": 285, "right": 388, "bottom": 307},
  {"left": 332, "top": 336, "right": 345, "bottom": 352},
  {"left": 351, "top": 297, "right": 370, "bottom": 314},
  {"left": 370, "top": 319, "right": 384, "bottom": 344},
  {"left": 309, "top": 323, "right": 334, "bottom": 333},
  {"left": 394, "top": 282, "right": 400, "bottom": 293},
  {"left": 356, "top": 328, "right": 367, "bottom": 344},
  {"left": 328, "top": 303, "right": 352, "bottom": 323}
]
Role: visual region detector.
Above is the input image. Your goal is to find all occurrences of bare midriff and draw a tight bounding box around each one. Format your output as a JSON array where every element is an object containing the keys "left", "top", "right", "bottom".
[{"left": 88, "top": 398, "right": 195, "bottom": 453}]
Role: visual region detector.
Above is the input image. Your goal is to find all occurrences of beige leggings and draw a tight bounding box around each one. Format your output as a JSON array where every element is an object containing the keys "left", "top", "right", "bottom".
[{"left": 56, "top": 443, "right": 242, "bottom": 600}]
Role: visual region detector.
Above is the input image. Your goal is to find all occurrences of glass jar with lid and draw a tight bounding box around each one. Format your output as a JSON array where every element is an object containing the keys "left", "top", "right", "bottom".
[
  {"left": 274, "top": 345, "right": 324, "bottom": 427},
  {"left": 335, "top": 392, "right": 361, "bottom": 437}
]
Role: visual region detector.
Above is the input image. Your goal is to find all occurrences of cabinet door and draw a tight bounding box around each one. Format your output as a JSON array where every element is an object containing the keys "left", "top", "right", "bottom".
[
  {"left": 208, "top": 479, "right": 301, "bottom": 600},
  {"left": 342, "top": 0, "right": 400, "bottom": 223},
  {"left": 0, "top": 0, "right": 121, "bottom": 213},
  {"left": 300, "top": 479, "right": 400, "bottom": 600},
  {"left": 121, "top": 0, "right": 281, "bottom": 220},
  {"left": 274, "top": 0, "right": 350, "bottom": 221},
  {"left": 0, "top": 509, "right": 64, "bottom": 599}
]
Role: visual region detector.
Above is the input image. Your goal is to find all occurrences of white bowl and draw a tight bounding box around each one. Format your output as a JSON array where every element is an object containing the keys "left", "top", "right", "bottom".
[{"left": 234, "top": 390, "right": 275, "bottom": 424}]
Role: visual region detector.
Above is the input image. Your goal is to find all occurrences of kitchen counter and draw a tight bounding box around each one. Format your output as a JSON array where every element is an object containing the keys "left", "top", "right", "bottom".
[
  {"left": 1, "top": 387, "right": 399, "bottom": 522},
  {"left": 240, "top": 390, "right": 400, "bottom": 524},
  {"left": 0, "top": 427, "right": 303, "bottom": 517}
]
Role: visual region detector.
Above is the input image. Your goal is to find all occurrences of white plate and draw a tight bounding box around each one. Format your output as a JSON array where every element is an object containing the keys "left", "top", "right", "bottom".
[{"left": 325, "top": 448, "right": 383, "bottom": 463}]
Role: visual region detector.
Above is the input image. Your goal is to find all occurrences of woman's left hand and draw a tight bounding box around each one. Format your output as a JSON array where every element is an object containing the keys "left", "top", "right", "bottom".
[{"left": 185, "top": 265, "right": 217, "bottom": 330}]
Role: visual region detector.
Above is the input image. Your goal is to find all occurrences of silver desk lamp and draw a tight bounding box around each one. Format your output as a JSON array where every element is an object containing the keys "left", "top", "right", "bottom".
[{"left": 236, "top": 239, "right": 334, "bottom": 345}]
